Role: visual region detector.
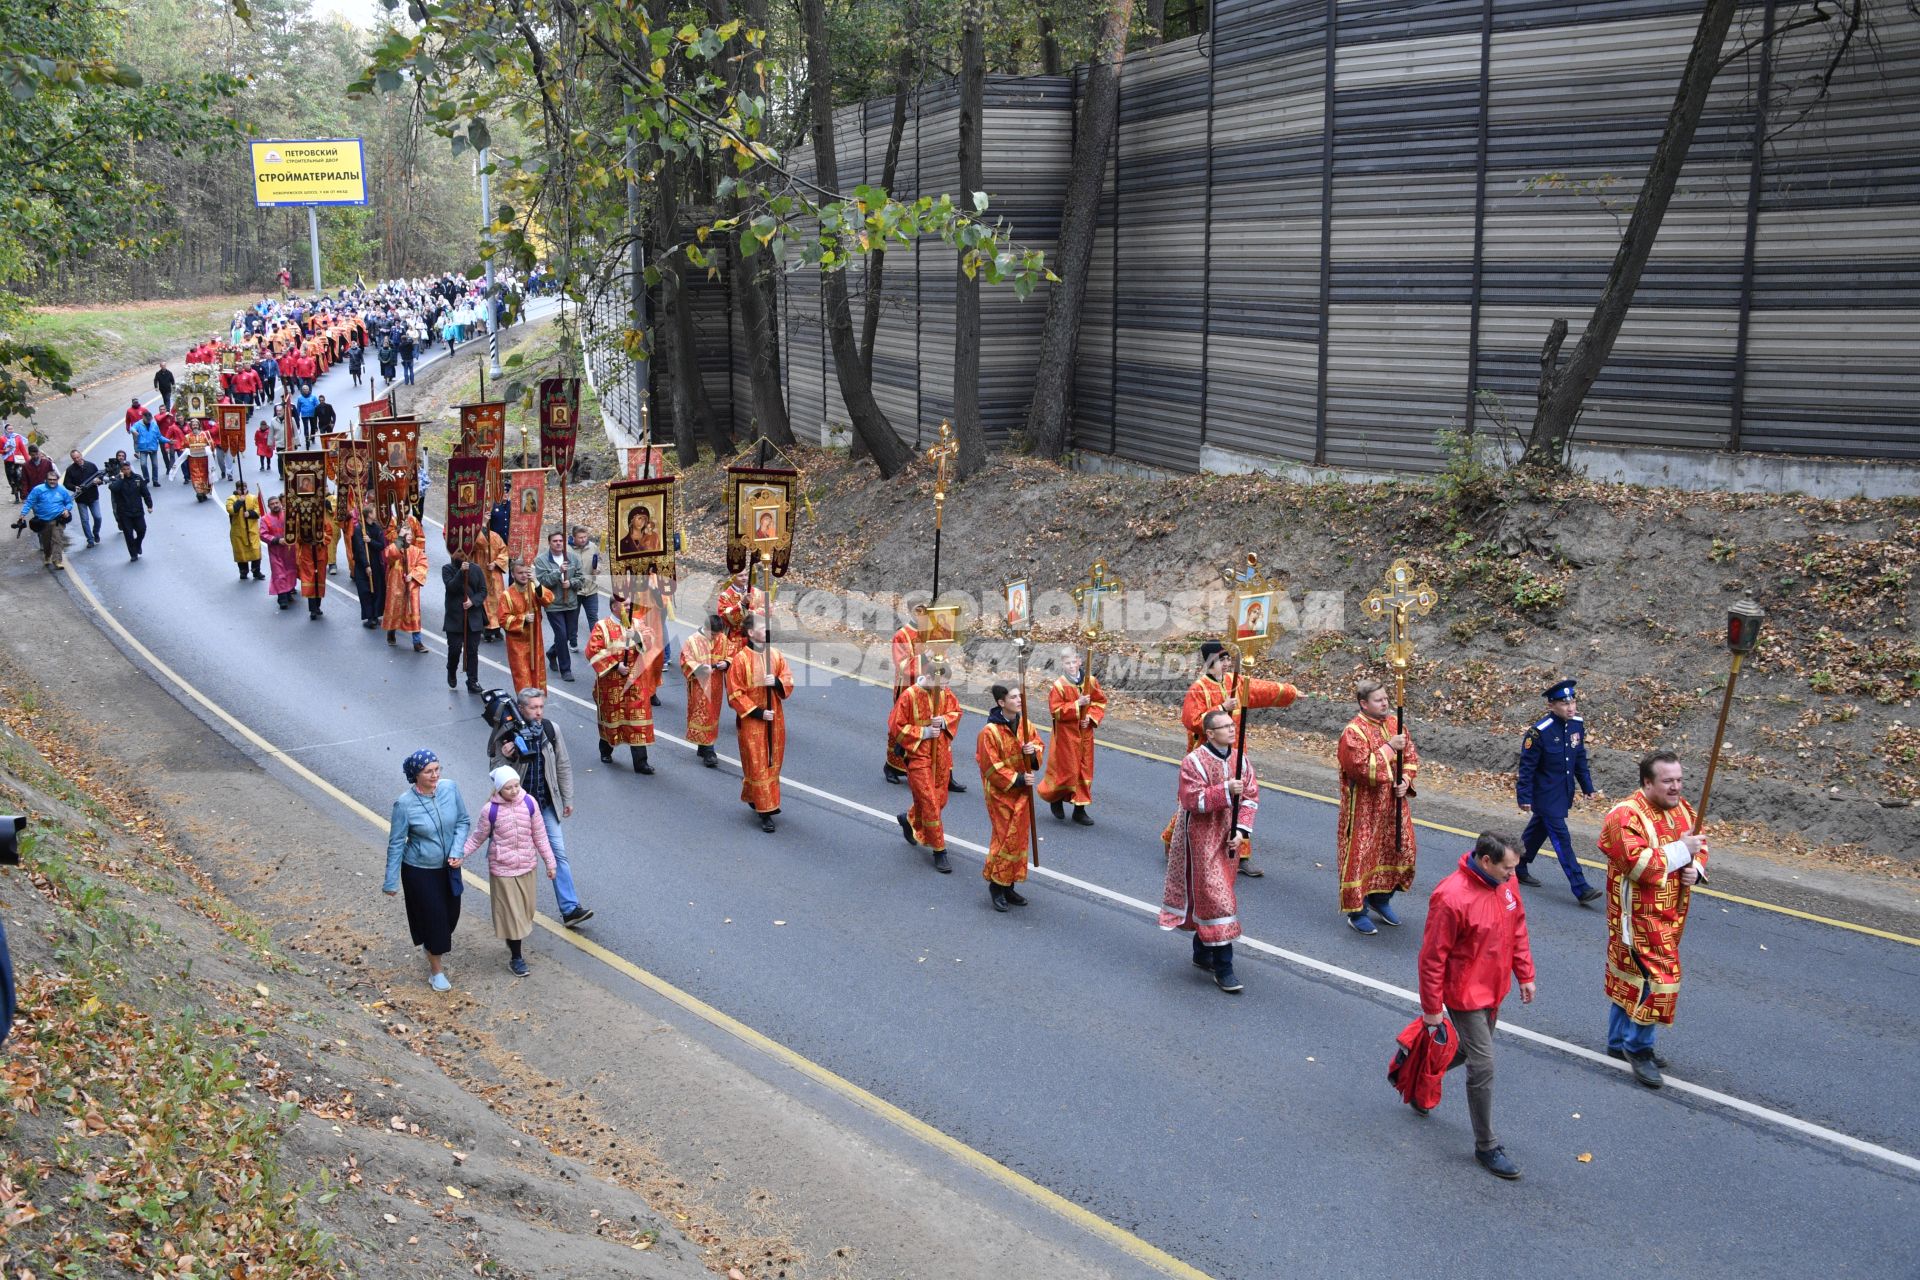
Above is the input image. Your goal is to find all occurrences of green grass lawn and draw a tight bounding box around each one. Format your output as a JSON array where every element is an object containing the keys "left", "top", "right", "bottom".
[{"left": 18, "top": 295, "right": 256, "bottom": 389}]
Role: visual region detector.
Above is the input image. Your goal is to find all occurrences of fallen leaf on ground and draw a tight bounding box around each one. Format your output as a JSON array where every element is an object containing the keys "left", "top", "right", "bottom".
[
  {"left": 445, "top": 1186, "right": 465, "bottom": 1199},
  {"left": 1576, "top": 1153, "right": 1593, "bottom": 1163}
]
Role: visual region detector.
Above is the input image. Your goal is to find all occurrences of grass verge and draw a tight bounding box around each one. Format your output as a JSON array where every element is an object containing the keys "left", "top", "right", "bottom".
[{"left": 17, "top": 295, "right": 255, "bottom": 391}]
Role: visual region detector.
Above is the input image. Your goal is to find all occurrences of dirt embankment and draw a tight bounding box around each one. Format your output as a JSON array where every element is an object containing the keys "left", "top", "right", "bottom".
[{"left": 655, "top": 445, "right": 1918, "bottom": 870}]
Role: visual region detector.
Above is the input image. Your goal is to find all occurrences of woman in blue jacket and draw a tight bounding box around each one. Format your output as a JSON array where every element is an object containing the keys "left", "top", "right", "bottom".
[{"left": 383, "top": 749, "right": 471, "bottom": 991}]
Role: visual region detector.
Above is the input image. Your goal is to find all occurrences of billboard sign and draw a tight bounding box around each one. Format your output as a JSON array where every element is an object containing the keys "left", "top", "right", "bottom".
[{"left": 250, "top": 138, "right": 368, "bottom": 207}]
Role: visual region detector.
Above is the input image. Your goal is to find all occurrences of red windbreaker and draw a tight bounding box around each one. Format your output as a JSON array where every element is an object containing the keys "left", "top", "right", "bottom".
[
  {"left": 1388, "top": 1014, "right": 1457, "bottom": 1111},
  {"left": 1417, "top": 852, "right": 1536, "bottom": 1016}
]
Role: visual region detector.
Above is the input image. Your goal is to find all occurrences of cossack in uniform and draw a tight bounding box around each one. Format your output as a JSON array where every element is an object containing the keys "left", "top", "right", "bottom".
[{"left": 1516, "top": 678, "right": 1600, "bottom": 902}]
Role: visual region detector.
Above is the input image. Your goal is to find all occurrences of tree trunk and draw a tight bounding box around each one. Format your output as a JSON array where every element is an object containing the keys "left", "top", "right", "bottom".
[
  {"left": 730, "top": 0, "right": 793, "bottom": 445},
  {"left": 652, "top": 152, "right": 726, "bottom": 464},
  {"left": 1038, "top": 13, "right": 1062, "bottom": 75},
  {"left": 953, "top": 4, "right": 987, "bottom": 476},
  {"left": 860, "top": 48, "right": 914, "bottom": 385},
  {"left": 798, "top": 0, "right": 914, "bottom": 478},
  {"left": 1023, "top": 0, "right": 1134, "bottom": 458},
  {"left": 1144, "top": 0, "right": 1166, "bottom": 44},
  {"left": 1525, "top": 0, "right": 1738, "bottom": 468}
]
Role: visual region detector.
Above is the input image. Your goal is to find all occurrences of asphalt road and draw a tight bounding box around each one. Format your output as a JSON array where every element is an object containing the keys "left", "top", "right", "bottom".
[{"left": 51, "top": 326, "right": 1920, "bottom": 1279}]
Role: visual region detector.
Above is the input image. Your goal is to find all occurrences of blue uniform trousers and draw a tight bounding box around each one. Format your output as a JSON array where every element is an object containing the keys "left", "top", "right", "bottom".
[{"left": 1522, "top": 808, "right": 1592, "bottom": 896}]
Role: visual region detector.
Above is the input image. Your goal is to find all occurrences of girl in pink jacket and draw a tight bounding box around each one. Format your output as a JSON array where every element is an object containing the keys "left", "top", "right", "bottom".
[{"left": 463, "top": 766, "right": 557, "bottom": 975}]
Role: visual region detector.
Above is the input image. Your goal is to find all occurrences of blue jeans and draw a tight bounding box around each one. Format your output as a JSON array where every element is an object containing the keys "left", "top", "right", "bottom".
[
  {"left": 1608, "top": 1004, "right": 1657, "bottom": 1056},
  {"left": 1522, "top": 810, "right": 1592, "bottom": 895},
  {"left": 538, "top": 803, "right": 580, "bottom": 916},
  {"left": 545, "top": 607, "right": 579, "bottom": 673},
  {"left": 136, "top": 449, "right": 159, "bottom": 483},
  {"left": 76, "top": 499, "right": 101, "bottom": 544},
  {"left": 578, "top": 593, "right": 600, "bottom": 630}
]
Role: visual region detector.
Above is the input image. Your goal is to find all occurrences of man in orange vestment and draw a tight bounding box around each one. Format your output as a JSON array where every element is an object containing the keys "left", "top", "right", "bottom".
[
  {"left": 679, "top": 613, "right": 733, "bottom": 767},
  {"left": 716, "top": 569, "right": 767, "bottom": 642},
  {"left": 976, "top": 684, "right": 1044, "bottom": 911},
  {"left": 1337, "top": 679, "right": 1419, "bottom": 934},
  {"left": 1170, "top": 640, "right": 1298, "bottom": 876},
  {"left": 482, "top": 530, "right": 509, "bottom": 638},
  {"left": 585, "top": 595, "right": 656, "bottom": 775},
  {"left": 883, "top": 604, "right": 925, "bottom": 784},
  {"left": 382, "top": 520, "right": 429, "bottom": 651},
  {"left": 502, "top": 561, "right": 552, "bottom": 693},
  {"left": 1038, "top": 648, "right": 1106, "bottom": 826},
  {"left": 1599, "top": 750, "right": 1704, "bottom": 1090},
  {"left": 890, "top": 659, "right": 961, "bottom": 873},
  {"left": 293, "top": 511, "right": 335, "bottom": 621},
  {"left": 727, "top": 616, "right": 793, "bottom": 833}
]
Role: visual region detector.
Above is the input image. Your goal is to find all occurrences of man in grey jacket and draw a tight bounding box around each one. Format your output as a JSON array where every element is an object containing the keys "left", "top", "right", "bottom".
[
  {"left": 487, "top": 687, "right": 594, "bottom": 926},
  {"left": 534, "top": 530, "right": 587, "bottom": 682}
]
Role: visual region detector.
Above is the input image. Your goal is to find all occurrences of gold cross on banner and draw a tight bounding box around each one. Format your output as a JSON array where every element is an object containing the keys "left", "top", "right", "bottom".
[
  {"left": 927, "top": 420, "right": 958, "bottom": 522},
  {"left": 1360, "top": 559, "right": 1439, "bottom": 672},
  {"left": 1072, "top": 558, "right": 1124, "bottom": 638}
]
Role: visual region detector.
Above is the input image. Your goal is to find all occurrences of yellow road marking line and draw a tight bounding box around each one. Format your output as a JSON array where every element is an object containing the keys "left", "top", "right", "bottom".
[{"left": 64, "top": 569, "right": 1216, "bottom": 1280}]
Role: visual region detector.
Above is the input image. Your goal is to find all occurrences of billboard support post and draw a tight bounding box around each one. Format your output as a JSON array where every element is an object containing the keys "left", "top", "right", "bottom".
[{"left": 307, "top": 205, "right": 323, "bottom": 293}]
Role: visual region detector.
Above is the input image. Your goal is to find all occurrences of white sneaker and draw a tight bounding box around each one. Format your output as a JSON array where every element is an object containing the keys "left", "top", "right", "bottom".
[{"left": 429, "top": 972, "right": 451, "bottom": 993}]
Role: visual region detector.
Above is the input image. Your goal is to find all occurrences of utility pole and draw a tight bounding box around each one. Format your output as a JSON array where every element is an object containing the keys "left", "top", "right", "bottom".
[
  {"left": 306, "top": 206, "right": 323, "bottom": 292},
  {"left": 478, "top": 146, "right": 502, "bottom": 379}
]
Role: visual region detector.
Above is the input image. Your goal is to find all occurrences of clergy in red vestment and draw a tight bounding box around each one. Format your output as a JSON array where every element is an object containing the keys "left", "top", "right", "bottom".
[
  {"left": 976, "top": 684, "right": 1044, "bottom": 911},
  {"left": 1165, "top": 640, "right": 1298, "bottom": 876},
  {"left": 1038, "top": 648, "right": 1106, "bottom": 825},
  {"left": 260, "top": 495, "right": 298, "bottom": 610},
  {"left": 1337, "top": 679, "right": 1418, "bottom": 934},
  {"left": 679, "top": 613, "right": 733, "bottom": 766},
  {"left": 889, "top": 660, "right": 961, "bottom": 873},
  {"left": 585, "top": 595, "right": 656, "bottom": 775},
  {"left": 715, "top": 569, "right": 767, "bottom": 641},
  {"left": 1160, "top": 708, "right": 1258, "bottom": 994},
  {"left": 1599, "top": 750, "right": 1704, "bottom": 1090},
  {"left": 293, "top": 511, "right": 335, "bottom": 621},
  {"left": 883, "top": 604, "right": 926, "bottom": 783},
  {"left": 727, "top": 616, "right": 793, "bottom": 833},
  {"left": 383, "top": 521, "right": 430, "bottom": 651},
  {"left": 502, "top": 560, "right": 552, "bottom": 694}
]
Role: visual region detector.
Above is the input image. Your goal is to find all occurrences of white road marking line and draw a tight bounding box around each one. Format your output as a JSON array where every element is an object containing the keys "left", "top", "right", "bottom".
[{"left": 390, "top": 629, "right": 1920, "bottom": 1178}]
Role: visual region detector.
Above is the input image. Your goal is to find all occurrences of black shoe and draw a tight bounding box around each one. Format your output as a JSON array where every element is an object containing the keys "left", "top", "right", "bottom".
[
  {"left": 252, "top": 569, "right": 264, "bottom": 580},
  {"left": 560, "top": 671, "right": 575, "bottom": 682},
  {"left": 1411, "top": 1103, "right": 1431, "bottom": 1117},
  {"left": 884, "top": 766, "right": 906, "bottom": 784},
  {"left": 1072, "top": 807, "right": 1095, "bottom": 827},
  {"left": 1002, "top": 885, "right": 1028, "bottom": 907},
  {"left": 562, "top": 906, "right": 594, "bottom": 928},
  {"left": 448, "top": 670, "right": 458, "bottom": 689},
  {"left": 631, "top": 748, "right": 655, "bottom": 775},
  {"left": 1625, "top": 1049, "right": 1664, "bottom": 1089},
  {"left": 465, "top": 683, "right": 483, "bottom": 694},
  {"left": 1476, "top": 1147, "right": 1521, "bottom": 1180},
  {"left": 599, "top": 741, "right": 614, "bottom": 764},
  {"left": 946, "top": 779, "right": 967, "bottom": 794},
  {"left": 989, "top": 884, "right": 1009, "bottom": 913},
  {"left": 760, "top": 813, "right": 776, "bottom": 833},
  {"left": 1578, "top": 886, "right": 1604, "bottom": 905},
  {"left": 1238, "top": 860, "right": 1264, "bottom": 877},
  {"left": 363, "top": 619, "right": 377, "bottom": 629},
  {"left": 701, "top": 750, "right": 719, "bottom": 769},
  {"left": 897, "top": 813, "right": 917, "bottom": 847},
  {"left": 1517, "top": 868, "right": 1543, "bottom": 887},
  {"left": 1213, "top": 964, "right": 1244, "bottom": 994},
  {"left": 1607, "top": 1047, "right": 1670, "bottom": 1070},
  {"left": 932, "top": 850, "right": 952, "bottom": 874},
  {"left": 1049, "top": 799, "right": 1065, "bottom": 821},
  {"left": 650, "top": 693, "right": 661, "bottom": 707}
]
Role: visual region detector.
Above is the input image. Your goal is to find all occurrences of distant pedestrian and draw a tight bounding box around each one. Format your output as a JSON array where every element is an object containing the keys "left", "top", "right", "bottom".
[
  {"left": 22, "top": 471, "right": 74, "bottom": 570},
  {"left": 1516, "top": 678, "right": 1604, "bottom": 904},
  {"left": 132, "top": 412, "right": 162, "bottom": 484},
  {"left": 315, "top": 394, "right": 337, "bottom": 440},
  {"left": 534, "top": 531, "right": 585, "bottom": 682},
  {"left": 294, "top": 389, "right": 319, "bottom": 447},
  {"left": 62, "top": 450, "right": 103, "bottom": 548},
  {"left": 463, "top": 765, "right": 557, "bottom": 976},
  {"left": 105, "top": 458, "right": 152, "bottom": 560},
  {"left": 1415, "top": 832, "right": 1536, "bottom": 1180},
  {"left": 154, "top": 363, "right": 175, "bottom": 411},
  {"left": 2, "top": 426, "right": 26, "bottom": 501},
  {"left": 383, "top": 749, "right": 470, "bottom": 993},
  {"left": 487, "top": 688, "right": 593, "bottom": 927},
  {"left": 442, "top": 548, "right": 487, "bottom": 693},
  {"left": 19, "top": 443, "right": 54, "bottom": 494},
  {"left": 347, "top": 345, "right": 364, "bottom": 388},
  {"left": 254, "top": 423, "right": 274, "bottom": 473},
  {"left": 123, "top": 397, "right": 145, "bottom": 433},
  {"left": 349, "top": 504, "right": 388, "bottom": 630},
  {"left": 398, "top": 333, "right": 416, "bottom": 384}
]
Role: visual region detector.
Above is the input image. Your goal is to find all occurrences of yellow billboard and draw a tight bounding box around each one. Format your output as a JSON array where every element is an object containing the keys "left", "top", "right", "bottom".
[{"left": 249, "top": 138, "right": 367, "bottom": 208}]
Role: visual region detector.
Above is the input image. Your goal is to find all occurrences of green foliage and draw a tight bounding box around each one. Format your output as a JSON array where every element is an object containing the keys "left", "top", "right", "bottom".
[
  {"left": 1431, "top": 427, "right": 1503, "bottom": 526},
  {"left": 0, "top": 0, "right": 244, "bottom": 414},
  {"left": 1710, "top": 537, "right": 1739, "bottom": 563},
  {"left": 1510, "top": 571, "right": 1566, "bottom": 613}
]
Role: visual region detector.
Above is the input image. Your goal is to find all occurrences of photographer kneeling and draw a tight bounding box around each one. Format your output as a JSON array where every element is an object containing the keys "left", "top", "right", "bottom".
[{"left": 486, "top": 688, "right": 595, "bottom": 928}]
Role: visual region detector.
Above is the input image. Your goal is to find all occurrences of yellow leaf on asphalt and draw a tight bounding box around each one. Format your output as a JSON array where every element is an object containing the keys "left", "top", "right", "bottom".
[
  {"left": 446, "top": 1186, "right": 465, "bottom": 1199},
  {"left": 1576, "top": 1152, "right": 1593, "bottom": 1163}
]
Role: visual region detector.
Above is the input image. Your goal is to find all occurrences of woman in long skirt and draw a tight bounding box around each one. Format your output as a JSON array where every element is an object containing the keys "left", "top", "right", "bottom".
[
  {"left": 382, "top": 749, "right": 472, "bottom": 991},
  {"left": 462, "top": 766, "right": 557, "bottom": 976}
]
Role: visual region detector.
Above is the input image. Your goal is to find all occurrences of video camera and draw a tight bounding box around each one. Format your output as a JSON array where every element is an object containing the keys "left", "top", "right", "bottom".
[{"left": 481, "top": 688, "right": 539, "bottom": 758}]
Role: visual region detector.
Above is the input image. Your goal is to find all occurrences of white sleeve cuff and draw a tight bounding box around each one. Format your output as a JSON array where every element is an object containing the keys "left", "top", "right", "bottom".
[{"left": 1662, "top": 839, "right": 1692, "bottom": 871}]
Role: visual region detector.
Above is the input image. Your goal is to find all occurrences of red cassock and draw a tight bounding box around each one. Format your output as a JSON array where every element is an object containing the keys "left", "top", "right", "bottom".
[
  {"left": 585, "top": 615, "right": 655, "bottom": 747},
  {"left": 1038, "top": 673, "right": 1106, "bottom": 808},
  {"left": 1159, "top": 744, "right": 1259, "bottom": 945},
  {"left": 889, "top": 684, "right": 960, "bottom": 851},
  {"left": 1600, "top": 793, "right": 1703, "bottom": 1027},
  {"left": 726, "top": 643, "right": 794, "bottom": 815},
  {"left": 885, "top": 624, "right": 920, "bottom": 772},
  {"left": 678, "top": 630, "right": 733, "bottom": 747},
  {"left": 502, "top": 583, "right": 551, "bottom": 692},
  {"left": 1336, "top": 712, "right": 1419, "bottom": 914},
  {"left": 1163, "top": 671, "right": 1297, "bottom": 858},
  {"left": 976, "top": 712, "right": 1042, "bottom": 886}
]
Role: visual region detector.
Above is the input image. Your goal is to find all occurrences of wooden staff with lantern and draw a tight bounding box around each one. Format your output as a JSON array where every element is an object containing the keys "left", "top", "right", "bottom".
[
  {"left": 925, "top": 420, "right": 958, "bottom": 604},
  {"left": 1359, "top": 560, "right": 1439, "bottom": 859},
  {"left": 1688, "top": 598, "right": 1765, "bottom": 882},
  {"left": 1007, "top": 588, "right": 1042, "bottom": 870}
]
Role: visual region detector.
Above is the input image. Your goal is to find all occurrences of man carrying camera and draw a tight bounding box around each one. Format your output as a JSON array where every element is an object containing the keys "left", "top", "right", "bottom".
[
  {"left": 106, "top": 458, "right": 153, "bottom": 560},
  {"left": 22, "top": 467, "right": 75, "bottom": 570},
  {"left": 486, "top": 688, "right": 594, "bottom": 927}
]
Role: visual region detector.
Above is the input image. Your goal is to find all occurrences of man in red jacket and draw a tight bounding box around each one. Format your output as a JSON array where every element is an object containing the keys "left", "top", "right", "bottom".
[{"left": 1416, "top": 831, "right": 1537, "bottom": 1180}]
